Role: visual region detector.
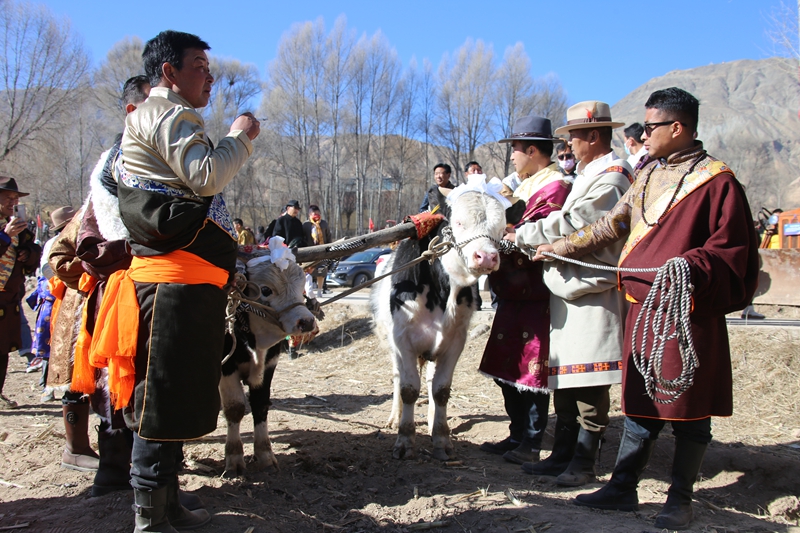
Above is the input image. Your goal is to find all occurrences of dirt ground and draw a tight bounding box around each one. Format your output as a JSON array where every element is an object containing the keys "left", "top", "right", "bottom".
[{"left": 1, "top": 293, "right": 799, "bottom": 533}]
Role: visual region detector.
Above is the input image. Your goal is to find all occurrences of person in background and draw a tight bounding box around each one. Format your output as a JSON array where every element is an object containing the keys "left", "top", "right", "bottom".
[
  {"left": 255, "top": 225, "right": 267, "bottom": 245},
  {"left": 0, "top": 176, "right": 42, "bottom": 410},
  {"left": 234, "top": 218, "right": 255, "bottom": 245},
  {"left": 420, "top": 163, "right": 455, "bottom": 212},
  {"left": 556, "top": 141, "right": 577, "bottom": 179},
  {"left": 272, "top": 200, "right": 305, "bottom": 247},
  {"left": 303, "top": 205, "right": 332, "bottom": 298},
  {"left": 623, "top": 123, "right": 647, "bottom": 169}
]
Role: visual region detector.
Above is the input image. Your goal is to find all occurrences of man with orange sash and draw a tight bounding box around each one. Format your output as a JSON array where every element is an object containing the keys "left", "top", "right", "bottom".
[
  {"left": 97, "top": 31, "right": 260, "bottom": 533},
  {"left": 534, "top": 88, "right": 759, "bottom": 530}
]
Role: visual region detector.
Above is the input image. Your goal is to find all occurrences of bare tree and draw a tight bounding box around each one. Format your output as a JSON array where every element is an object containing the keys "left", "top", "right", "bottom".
[
  {"left": 0, "top": 0, "right": 90, "bottom": 163},
  {"left": 434, "top": 39, "right": 496, "bottom": 184},
  {"left": 93, "top": 37, "right": 144, "bottom": 116}
]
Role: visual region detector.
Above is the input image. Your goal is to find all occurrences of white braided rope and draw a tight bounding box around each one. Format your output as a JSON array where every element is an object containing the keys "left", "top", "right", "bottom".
[{"left": 540, "top": 251, "right": 697, "bottom": 405}]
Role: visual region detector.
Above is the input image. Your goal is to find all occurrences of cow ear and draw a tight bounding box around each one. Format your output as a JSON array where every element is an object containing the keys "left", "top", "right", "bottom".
[
  {"left": 238, "top": 245, "right": 270, "bottom": 264},
  {"left": 432, "top": 186, "right": 451, "bottom": 219}
]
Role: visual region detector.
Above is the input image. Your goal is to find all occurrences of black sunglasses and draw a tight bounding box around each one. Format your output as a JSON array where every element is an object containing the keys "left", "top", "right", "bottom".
[
  {"left": 643, "top": 120, "right": 683, "bottom": 135},
  {"left": 557, "top": 153, "right": 575, "bottom": 161}
]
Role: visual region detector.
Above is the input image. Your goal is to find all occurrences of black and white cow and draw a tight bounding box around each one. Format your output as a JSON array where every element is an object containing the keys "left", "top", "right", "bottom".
[
  {"left": 219, "top": 243, "right": 317, "bottom": 477},
  {"left": 371, "top": 176, "right": 509, "bottom": 460}
]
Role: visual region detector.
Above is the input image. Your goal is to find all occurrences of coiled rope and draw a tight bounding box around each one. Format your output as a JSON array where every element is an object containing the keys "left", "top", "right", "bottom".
[{"left": 537, "top": 250, "right": 697, "bottom": 405}]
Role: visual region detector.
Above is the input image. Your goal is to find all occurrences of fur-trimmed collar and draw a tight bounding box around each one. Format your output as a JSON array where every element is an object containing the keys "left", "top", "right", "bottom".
[{"left": 89, "top": 148, "right": 129, "bottom": 241}]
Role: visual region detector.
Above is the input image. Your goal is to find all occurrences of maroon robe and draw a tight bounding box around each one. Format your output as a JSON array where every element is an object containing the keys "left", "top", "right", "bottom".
[
  {"left": 619, "top": 173, "right": 758, "bottom": 420},
  {"left": 479, "top": 178, "right": 572, "bottom": 390}
]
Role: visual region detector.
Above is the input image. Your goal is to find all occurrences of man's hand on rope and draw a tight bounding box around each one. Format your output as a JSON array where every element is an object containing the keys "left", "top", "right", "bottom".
[{"left": 532, "top": 243, "right": 555, "bottom": 262}]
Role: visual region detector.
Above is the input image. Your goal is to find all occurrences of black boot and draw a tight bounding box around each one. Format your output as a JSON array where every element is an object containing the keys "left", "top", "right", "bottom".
[
  {"left": 479, "top": 435, "right": 520, "bottom": 455},
  {"left": 166, "top": 481, "right": 211, "bottom": 531},
  {"left": 653, "top": 439, "right": 708, "bottom": 530},
  {"left": 522, "top": 417, "right": 580, "bottom": 476},
  {"left": 92, "top": 421, "right": 133, "bottom": 497},
  {"left": 574, "top": 425, "right": 655, "bottom": 511},
  {"left": 556, "top": 428, "right": 602, "bottom": 487},
  {"left": 134, "top": 487, "right": 177, "bottom": 533},
  {"left": 502, "top": 436, "right": 540, "bottom": 465}
]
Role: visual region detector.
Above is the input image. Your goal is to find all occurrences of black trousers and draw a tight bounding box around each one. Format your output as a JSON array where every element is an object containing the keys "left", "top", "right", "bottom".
[
  {"left": 625, "top": 415, "right": 712, "bottom": 444},
  {"left": 497, "top": 379, "right": 550, "bottom": 446},
  {"left": 130, "top": 432, "right": 183, "bottom": 491}
]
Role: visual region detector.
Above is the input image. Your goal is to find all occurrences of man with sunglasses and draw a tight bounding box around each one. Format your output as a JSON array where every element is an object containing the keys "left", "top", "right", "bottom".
[
  {"left": 555, "top": 142, "right": 577, "bottom": 178},
  {"left": 533, "top": 87, "right": 758, "bottom": 530}
]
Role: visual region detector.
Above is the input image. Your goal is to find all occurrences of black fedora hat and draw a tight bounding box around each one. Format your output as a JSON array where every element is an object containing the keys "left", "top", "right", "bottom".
[
  {"left": 498, "top": 115, "right": 556, "bottom": 144},
  {"left": 286, "top": 199, "right": 301, "bottom": 209},
  {"left": 0, "top": 176, "right": 30, "bottom": 197}
]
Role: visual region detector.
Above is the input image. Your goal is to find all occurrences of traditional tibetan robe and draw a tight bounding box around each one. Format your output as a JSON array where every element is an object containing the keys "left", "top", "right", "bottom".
[
  {"left": 516, "top": 152, "right": 633, "bottom": 391},
  {"left": 553, "top": 142, "right": 759, "bottom": 420},
  {"left": 479, "top": 173, "right": 573, "bottom": 391},
  {"left": 100, "top": 87, "right": 252, "bottom": 440}
]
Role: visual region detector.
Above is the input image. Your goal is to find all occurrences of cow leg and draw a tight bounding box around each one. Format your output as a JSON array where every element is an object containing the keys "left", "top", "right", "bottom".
[
  {"left": 426, "top": 346, "right": 462, "bottom": 461},
  {"left": 392, "top": 348, "right": 421, "bottom": 460},
  {"left": 248, "top": 344, "right": 280, "bottom": 471},
  {"left": 219, "top": 372, "right": 247, "bottom": 477}
]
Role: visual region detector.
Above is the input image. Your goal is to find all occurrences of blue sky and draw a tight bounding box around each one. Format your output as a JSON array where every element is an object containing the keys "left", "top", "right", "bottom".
[{"left": 42, "top": 0, "right": 781, "bottom": 106}]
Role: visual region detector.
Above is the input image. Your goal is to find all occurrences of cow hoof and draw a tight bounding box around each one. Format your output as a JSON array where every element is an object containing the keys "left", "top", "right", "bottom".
[
  {"left": 431, "top": 448, "right": 452, "bottom": 461},
  {"left": 223, "top": 456, "right": 246, "bottom": 478},
  {"left": 392, "top": 443, "right": 416, "bottom": 460},
  {"left": 253, "top": 452, "right": 279, "bottom": 471}
]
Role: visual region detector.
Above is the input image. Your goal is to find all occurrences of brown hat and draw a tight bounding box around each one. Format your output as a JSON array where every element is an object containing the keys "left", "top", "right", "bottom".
[
  {"left": 0, "top": 176, "right": 30, "bottom": 197},
  {"left": 553, "top": 101, "right": 625, "bottom": 136},
  {"left": 50, "top": 206, "right": 76, "bottom": 232}
]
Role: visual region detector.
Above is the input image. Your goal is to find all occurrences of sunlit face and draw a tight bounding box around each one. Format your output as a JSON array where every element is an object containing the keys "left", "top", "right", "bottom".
[
  {"left": 466, "top": 164, "right": 483, "bottom": 175},
  {"left": 0, "top": 190, "right": 19, "bottom": 219},
  {"left": 169, "top": 48, "right": 213, "bottom": 108},
  {"left": 434, "top": 167, "right": 451, "bottom": 186},
  {"left": 642, "top": 108, "right": 686, "bottom": 160},
  {"left": 509, "top": 140, "right": 535, "bottom": 176},
  {"left": 567, "top": 129, "right": 590, "bottom": 162}
]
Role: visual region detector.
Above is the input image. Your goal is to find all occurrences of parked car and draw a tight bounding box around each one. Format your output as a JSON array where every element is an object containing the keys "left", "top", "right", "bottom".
[{"left": 326, "top": 247, "right": 392, "bottom": 287}]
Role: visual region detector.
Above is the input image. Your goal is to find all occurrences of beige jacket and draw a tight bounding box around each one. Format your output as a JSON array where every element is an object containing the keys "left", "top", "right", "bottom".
[
  {"left": 121, "top": 87, "right": 252, "bottom": 197},
  {"left": 515, "top": 152, "right": 632, "bottom": 390}
]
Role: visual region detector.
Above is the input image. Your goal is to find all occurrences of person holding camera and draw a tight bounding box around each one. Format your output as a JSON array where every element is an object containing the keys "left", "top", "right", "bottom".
[{"left": 0, "top": 176, "right": 42, "bottom": 409}]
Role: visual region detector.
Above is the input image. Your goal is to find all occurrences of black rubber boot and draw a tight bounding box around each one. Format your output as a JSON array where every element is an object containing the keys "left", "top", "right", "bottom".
[
  {"left": 653, "top": 439, "right": 708, "bottom": 530},
  {"left": 178, "top": 491, "right": 203, "bottom": 512},
  {"left": 556, "top": 428, "right": 602, "bottom": 487},
  {"left": 479, "top": 436, "right": 520, "bottom": 455},
  {"left": 92, "top": 421, "right": 134, "bottom": 497},
  {"left": 522, "top": 417, "right": 580, "bottom": 476},
  {"left": 574, "top": 425, "right": 655, "bottom": 511},
  {"left": 502, "top": 436, "right": 540, "bottom": 465},
  {"left": 133, "top": 487, "right": 177, "bottom": 533},
  {"left": 166, "top": 481, "right": 211, "bottom": 531}
]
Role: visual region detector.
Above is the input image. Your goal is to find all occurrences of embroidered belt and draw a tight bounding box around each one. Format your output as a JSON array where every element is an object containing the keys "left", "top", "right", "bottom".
[
  {"left": 116, "top": 157, "right": 237, "bottom": 240},
  {"left": 549, "top": 360, "right": 623, "bottom": 376}
]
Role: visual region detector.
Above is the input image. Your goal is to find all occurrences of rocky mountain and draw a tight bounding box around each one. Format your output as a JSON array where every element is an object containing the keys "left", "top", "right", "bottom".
[{"left": 611, "top": 57, "right": 800, "bottom": 212}]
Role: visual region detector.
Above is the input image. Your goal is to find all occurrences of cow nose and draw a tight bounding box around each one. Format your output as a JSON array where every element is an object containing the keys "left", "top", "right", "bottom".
[
  {"left": 297, "top": 317, "right": 316, "bottom": 333},
  {"left": 473, "top": 250, "right": 498, "bottom": 270}
]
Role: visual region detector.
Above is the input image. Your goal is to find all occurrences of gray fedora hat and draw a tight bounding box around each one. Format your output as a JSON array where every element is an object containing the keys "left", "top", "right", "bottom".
[{"left": 498, "top": 115, "right": 556, "bottom": 143}]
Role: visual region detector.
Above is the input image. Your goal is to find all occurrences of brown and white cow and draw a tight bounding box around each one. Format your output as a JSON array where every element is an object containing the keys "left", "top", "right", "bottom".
[
  {"left": 371, "top": 176, "right": 510, "bottom": 460},
  {"left": 219, "top": 239, "right": 317, "bottom": 476}
]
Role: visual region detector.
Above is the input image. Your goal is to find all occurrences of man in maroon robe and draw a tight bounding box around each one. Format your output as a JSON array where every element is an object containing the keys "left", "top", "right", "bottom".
[{"left": 534, "top": 87, "right": 759, "bottom": 530}]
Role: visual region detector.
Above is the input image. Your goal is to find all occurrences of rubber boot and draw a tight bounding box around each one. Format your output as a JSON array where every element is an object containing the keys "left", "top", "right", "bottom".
[
  {"left": 653, "top": 439, "right": 708, "bottom": 530},
  {"left": 62, "top": 403, "right": 100, "bottom": 472},
  {"left": 92, "top": 421, "right": 133, "bottom": 496},
  {"left": 557, "top": 428, "right": 602, "bottom": 487},
  {"left": 502, "top": 436, "right": 540, "bottom": 465},
  {"left": 574, "top": 425, "right": 656, "bottom": 511},
  {"left": 133, "top": 487, "right": 177, "bottom": 533},
  {"left": 522, "top": 417, "right": 580, "bottom": 476},
  {"left": 166, "top": 481, "right": 211, "bottom": 530}
]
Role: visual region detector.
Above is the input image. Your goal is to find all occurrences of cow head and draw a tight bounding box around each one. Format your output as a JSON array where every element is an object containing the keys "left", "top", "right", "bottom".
[
  {"left": 439, "top": 175, "right": 509, "bottom": 287},
  {"left": 238, "top": 239, "right": 317, "bottom": 348}
]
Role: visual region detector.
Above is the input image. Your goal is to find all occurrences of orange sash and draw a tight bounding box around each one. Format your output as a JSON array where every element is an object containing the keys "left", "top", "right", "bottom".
[{"left": 89, "top": 250, "right": 228, "bottom": 409}]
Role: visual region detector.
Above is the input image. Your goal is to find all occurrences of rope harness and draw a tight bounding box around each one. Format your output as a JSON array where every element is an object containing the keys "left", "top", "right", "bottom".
[{"left": 226, "top": 223, "right": 697, "bottom": 404}]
